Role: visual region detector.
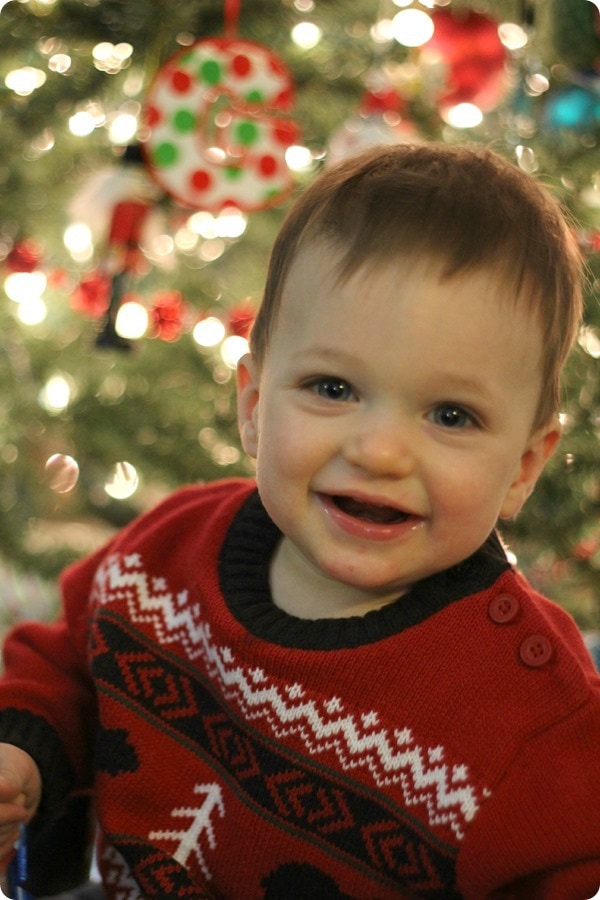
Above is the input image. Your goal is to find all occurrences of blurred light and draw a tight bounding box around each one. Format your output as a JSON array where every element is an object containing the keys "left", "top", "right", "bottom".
[
  {"left": 104, "top": 461, "right": 139, "bottom": 500},
  {"left": 214, "top": 208, "right": 247, "bottom": 238},
  {"left": 115, "top": 300, "right": 148, "bottom": 340},
  {"left": 285, "top": 144, "right": 313, "bottom": 171},
  {"left": 188, "top": 212, "right": 218, "bottom": 239},
  {"left": 39, "top": 373, "right": 73, "bottom": 412},
  {"left": 213, "top": 444, "right": 241, "bottom": 466},
  {"left": 64, "top": 222, "right": 94, "bottom": 260},
  {"left": 391, "top": 9, "right": 434, "bottom": 47},
  {"left": 29, "top": 128, "right": 55, "bottom": 155},
  {"left": 174, "top": 224, "right": 198, "bottom": 252},
  {"left": 5, "top": 66, "right": 46, "bottom": 96},
  {"left": 92, "top": 41, "right": 133, "bottom": 73},
  {"left": 109, "top": 112, "right": 138, "bottom": 144},
  {"left": 221, "top": 335, "right": 249, "bottom": 369},
  {"left": 578, "top": 326, "right": 600, "bottom": 358},
  {"left": 515, "top": 145, "right": 538, "bottom": 173},
  {"left": 498, "top": 22, "right": 528, "bottom": 51},
  {"left": 48, "top": 53, "right": 72, "bottom": 74},
  {"left": 391, "top": 0, "right": 413, "bottom": 6},
  {"left": 45, "top": 453, "right": 79, "bottom": 493},
  {"left": 17, "top": 296, "right": 47, "bottom": 325},
  {"left": 371, "top": 18, "right": 394, "bottom": 43},
  {"left": 291, "top": 22, "right": 322, "bottom": 49},
  {"left": 198, "top": 238, "right": 225, "bottom": 262},
  {"left": 443, "top": 103, "right": 483, "bottom": 129},
  {"left": 193, "top": 316, "right": 226, "bottom": 347},
  {"left": 148, "top": 234, "right": 175, "bottom": 257},
  {"left": 4, "top": 271, "right": 47, "bottom": 303},
  {"left": 525, "top": 73, "right": 549, "bottom": 96},
  {"left": 69, "top": 111, "right": 97, "bottom": 136}
]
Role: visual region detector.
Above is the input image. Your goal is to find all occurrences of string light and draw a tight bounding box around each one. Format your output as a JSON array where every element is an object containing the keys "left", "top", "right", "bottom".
[
  {"left": 291, "top": 22, "right": 322, "bottom": 49},
  {"left": 38, "top": 374, "right": 74, "bottom": 413},
  {"left": 442, "top": 103, "right": 483, "bottom": 129},
  {"left": 115, "top": 300, "right": 149, "bottom": 340},
  {"left": 193, "top": 316, "right": 226, "bottom": 347},
  {"left": 104, "top": 461, "right": 139, "bottom": 499},
  {"left": 391, "top": 9, "right": 434, "bottom": 47},
  {"left": 4, "top": 271, "right": 47, "bottom": 303},
  {"left": 5, "top": 66, "right": 46, "bottom": 95},
  {"left": 45, "top": 453, "right": 80, "bottom": 493}
]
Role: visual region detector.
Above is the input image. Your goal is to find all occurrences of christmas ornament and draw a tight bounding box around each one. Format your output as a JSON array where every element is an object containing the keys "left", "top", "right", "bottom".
[
  {"left": 420, "top": 9, "right": 508, "bottom": 113},
  {"left": 6, "top": 239, "right": 43, "bottom": 273},
  {"left": 226, "top": 300, "right": 255, "bottom": 338},
  {"left": 70, "top": 271, "right": 111, "bottom": 318},
  {"left": 94, "top": 154, "right": 155, "bottom": 349},
  {"left": 142, "top": 15, "right": 300, "bottom": 212},
  {"left": 327, "top": 69, "right": 421, "bottom": 165},
  {"left": 150, "top": 290, "right": 186, "bottom": 341},
  {"left": 544, "top": 81, "right": 600, "bottom": 130}
]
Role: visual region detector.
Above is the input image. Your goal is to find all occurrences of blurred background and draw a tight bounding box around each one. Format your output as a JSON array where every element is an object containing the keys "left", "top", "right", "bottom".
[{"left": 0, "top": 0, "right": 598, "bottom": 645}]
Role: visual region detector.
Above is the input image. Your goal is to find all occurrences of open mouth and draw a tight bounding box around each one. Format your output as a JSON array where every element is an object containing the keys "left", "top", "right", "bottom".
[{"left": 331, "top": 495, "right": 410, "bottom": 525}]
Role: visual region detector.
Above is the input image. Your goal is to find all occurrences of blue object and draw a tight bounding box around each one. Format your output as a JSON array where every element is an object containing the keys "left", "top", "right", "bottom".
[{"left": 6, "top": 825, "right": 33, "bottom": 900}]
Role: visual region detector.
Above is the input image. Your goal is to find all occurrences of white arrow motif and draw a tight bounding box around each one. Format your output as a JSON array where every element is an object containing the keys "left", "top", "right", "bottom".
[{"left": 149, "top": 782, "right": 225, "bottom": 881}]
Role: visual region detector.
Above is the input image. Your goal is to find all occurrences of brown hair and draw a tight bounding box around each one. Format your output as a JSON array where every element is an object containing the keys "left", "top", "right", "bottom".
[{"left": 250, "top": 143, "right": 584, "bottom": 428}]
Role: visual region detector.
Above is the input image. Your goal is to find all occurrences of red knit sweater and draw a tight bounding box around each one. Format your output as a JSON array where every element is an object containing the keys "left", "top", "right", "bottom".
[{"left": 1, "top": 479, "right": 599, "bottom": 898}]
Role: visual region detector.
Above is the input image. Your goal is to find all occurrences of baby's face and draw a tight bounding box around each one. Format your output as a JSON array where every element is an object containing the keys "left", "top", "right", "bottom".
[{"left": 238, "top": 243, "right": 558, "bottom": 613}]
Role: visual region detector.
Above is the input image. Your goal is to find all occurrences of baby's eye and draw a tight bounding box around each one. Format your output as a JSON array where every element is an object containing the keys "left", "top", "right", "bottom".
[
  {"left": 430, "top": 404, "right": 474, "bottom": 429},
  {"left": 308, "top": 377, "right": 355, "bottom": 402}
]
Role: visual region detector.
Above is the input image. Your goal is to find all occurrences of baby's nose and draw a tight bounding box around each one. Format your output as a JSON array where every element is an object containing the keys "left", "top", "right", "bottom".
[{"left": 343, "top": 418, "right": 416, "bottom": 476}]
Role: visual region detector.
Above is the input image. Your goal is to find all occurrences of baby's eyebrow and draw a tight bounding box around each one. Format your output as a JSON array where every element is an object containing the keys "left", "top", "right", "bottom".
[{"left": 290, "top": 346, "right": 358, "bottom": 366}]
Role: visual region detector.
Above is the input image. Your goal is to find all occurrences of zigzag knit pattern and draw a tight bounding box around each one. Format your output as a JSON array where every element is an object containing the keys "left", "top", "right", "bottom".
[{"left": 92, "top": 551, "right": 483, "bottom": 843}]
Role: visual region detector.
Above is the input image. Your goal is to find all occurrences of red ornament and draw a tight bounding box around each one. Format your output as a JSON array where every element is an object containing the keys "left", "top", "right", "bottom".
[
  {"left": 227, "top": 301, "right": 255, "bottom": 338},
  {"left": 150, "top": 290, "right": 185, "bottom": 341},
  {"left": 423, "top": 10, "right": 508, "bottom": 112},
  {"left": 71, "top": 272, "right": 111, "bottom": 318},
  {"left": 6, "top": 239, "right": 43, "bottom": 273}
]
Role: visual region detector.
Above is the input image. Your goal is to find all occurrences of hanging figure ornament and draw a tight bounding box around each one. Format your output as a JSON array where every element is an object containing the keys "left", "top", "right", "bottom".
[{"left": 142, "top": 36, "right": 300, "bottom": 212}]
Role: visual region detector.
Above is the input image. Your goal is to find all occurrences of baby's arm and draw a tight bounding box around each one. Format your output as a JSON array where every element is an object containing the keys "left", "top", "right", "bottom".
[{"left": 0, "top": 742, "right": 41, "bottom": 867}]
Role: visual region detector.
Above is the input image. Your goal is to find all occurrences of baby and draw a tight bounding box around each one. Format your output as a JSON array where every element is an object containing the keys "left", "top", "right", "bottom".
[{"left": 0, "top": 143, "right": 598, "bottom": 898}]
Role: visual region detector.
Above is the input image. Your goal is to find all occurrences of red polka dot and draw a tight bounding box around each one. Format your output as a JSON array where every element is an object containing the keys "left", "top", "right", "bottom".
[
  {"left": 232, "top": 54, "right": 252, "bottom": 77},
  {"left": 259, "top": 155, "right": 277, "bottom": 177},
  {"left": 269, "top": 57, "right": 287, "bottom": 78},
  {"left": 191, "top": 169, "right": 212, "bottom": 191},
  {"left": 273, "top": 120, "right": 300, "bottom": 145},
  {"left": 172, "top": 70, "right": 192, "bottom": 93},
  {"left": 145, "top": 105, "right": 161, "bottom": 127},
  {"left": 275, "top": 87, "right": 293, "bottom": 111}
]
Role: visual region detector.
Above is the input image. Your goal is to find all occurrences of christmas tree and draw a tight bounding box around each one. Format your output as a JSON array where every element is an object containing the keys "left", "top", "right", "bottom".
[{"left": 0, "top": 0, "right": 598, "bottom": 631}]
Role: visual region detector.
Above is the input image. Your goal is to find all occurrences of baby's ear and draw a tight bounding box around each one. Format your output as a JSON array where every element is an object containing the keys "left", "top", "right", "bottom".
[
  {"left": 499, "top": 418, "right": 562, "bottom": 520},
  {"left": 236, "top": 353, "right": 261, "bottom": 459}
]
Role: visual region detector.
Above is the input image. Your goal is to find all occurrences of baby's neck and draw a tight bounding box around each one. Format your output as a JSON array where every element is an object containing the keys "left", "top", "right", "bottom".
[{"left": 269, "top": 538, "right": 406, "bottom": 620}]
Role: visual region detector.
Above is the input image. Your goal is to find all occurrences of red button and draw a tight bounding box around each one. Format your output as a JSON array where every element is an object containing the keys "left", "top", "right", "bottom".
[
  {"left": 488, "top": 593, "right": 520, "bottom": 624},
  {"left": 519, "top": 634, "right": 553, "bottom": 668}
]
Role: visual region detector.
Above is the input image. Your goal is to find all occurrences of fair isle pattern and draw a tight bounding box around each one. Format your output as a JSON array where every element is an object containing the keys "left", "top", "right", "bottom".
[
  {"left": 92, "top": 551, "right": 485, "bottom": 840},
  {"left": 101, "top": 843, "right": 143, "bottom": 898}
]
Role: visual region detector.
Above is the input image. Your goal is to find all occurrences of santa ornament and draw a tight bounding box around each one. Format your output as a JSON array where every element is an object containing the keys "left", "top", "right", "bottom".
[{"left": 142, "top": 0, "right": 300, "bottom": 212}]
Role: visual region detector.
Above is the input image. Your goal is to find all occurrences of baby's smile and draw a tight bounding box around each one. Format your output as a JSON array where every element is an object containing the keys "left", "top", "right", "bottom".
[{"left": 331, "top": 495, "right": 410, "bottom": 525}]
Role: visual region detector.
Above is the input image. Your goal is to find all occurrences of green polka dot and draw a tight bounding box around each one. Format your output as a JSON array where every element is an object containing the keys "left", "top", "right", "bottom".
[
  {"left": 173, "top": 109, "right": 196, "bottom": 133},
  {"left": 245, "top": 89, "right": 264, "bottom": 104},
  {"left": 154, "top": 142, "right": 178, "bottom": 167},
  {"left": 236, "top": 120, "right": 259, "bottom": 146},
  {"left": 199, "top": 59, "right": 221, "bottom": 85},
  {"left": 225, "top": 166, "right": 243, "bottom": 180}
]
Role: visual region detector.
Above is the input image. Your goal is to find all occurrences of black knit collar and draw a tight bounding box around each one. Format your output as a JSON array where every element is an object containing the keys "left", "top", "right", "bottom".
[{"left": 218, "top": 490, "right": 510, "bottom": 650}]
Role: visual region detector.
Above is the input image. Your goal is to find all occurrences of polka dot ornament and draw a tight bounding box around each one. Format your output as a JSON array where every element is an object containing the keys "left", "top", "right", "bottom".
[{"left": 143, "top": 37, "right": 300, "bottom": 212}]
